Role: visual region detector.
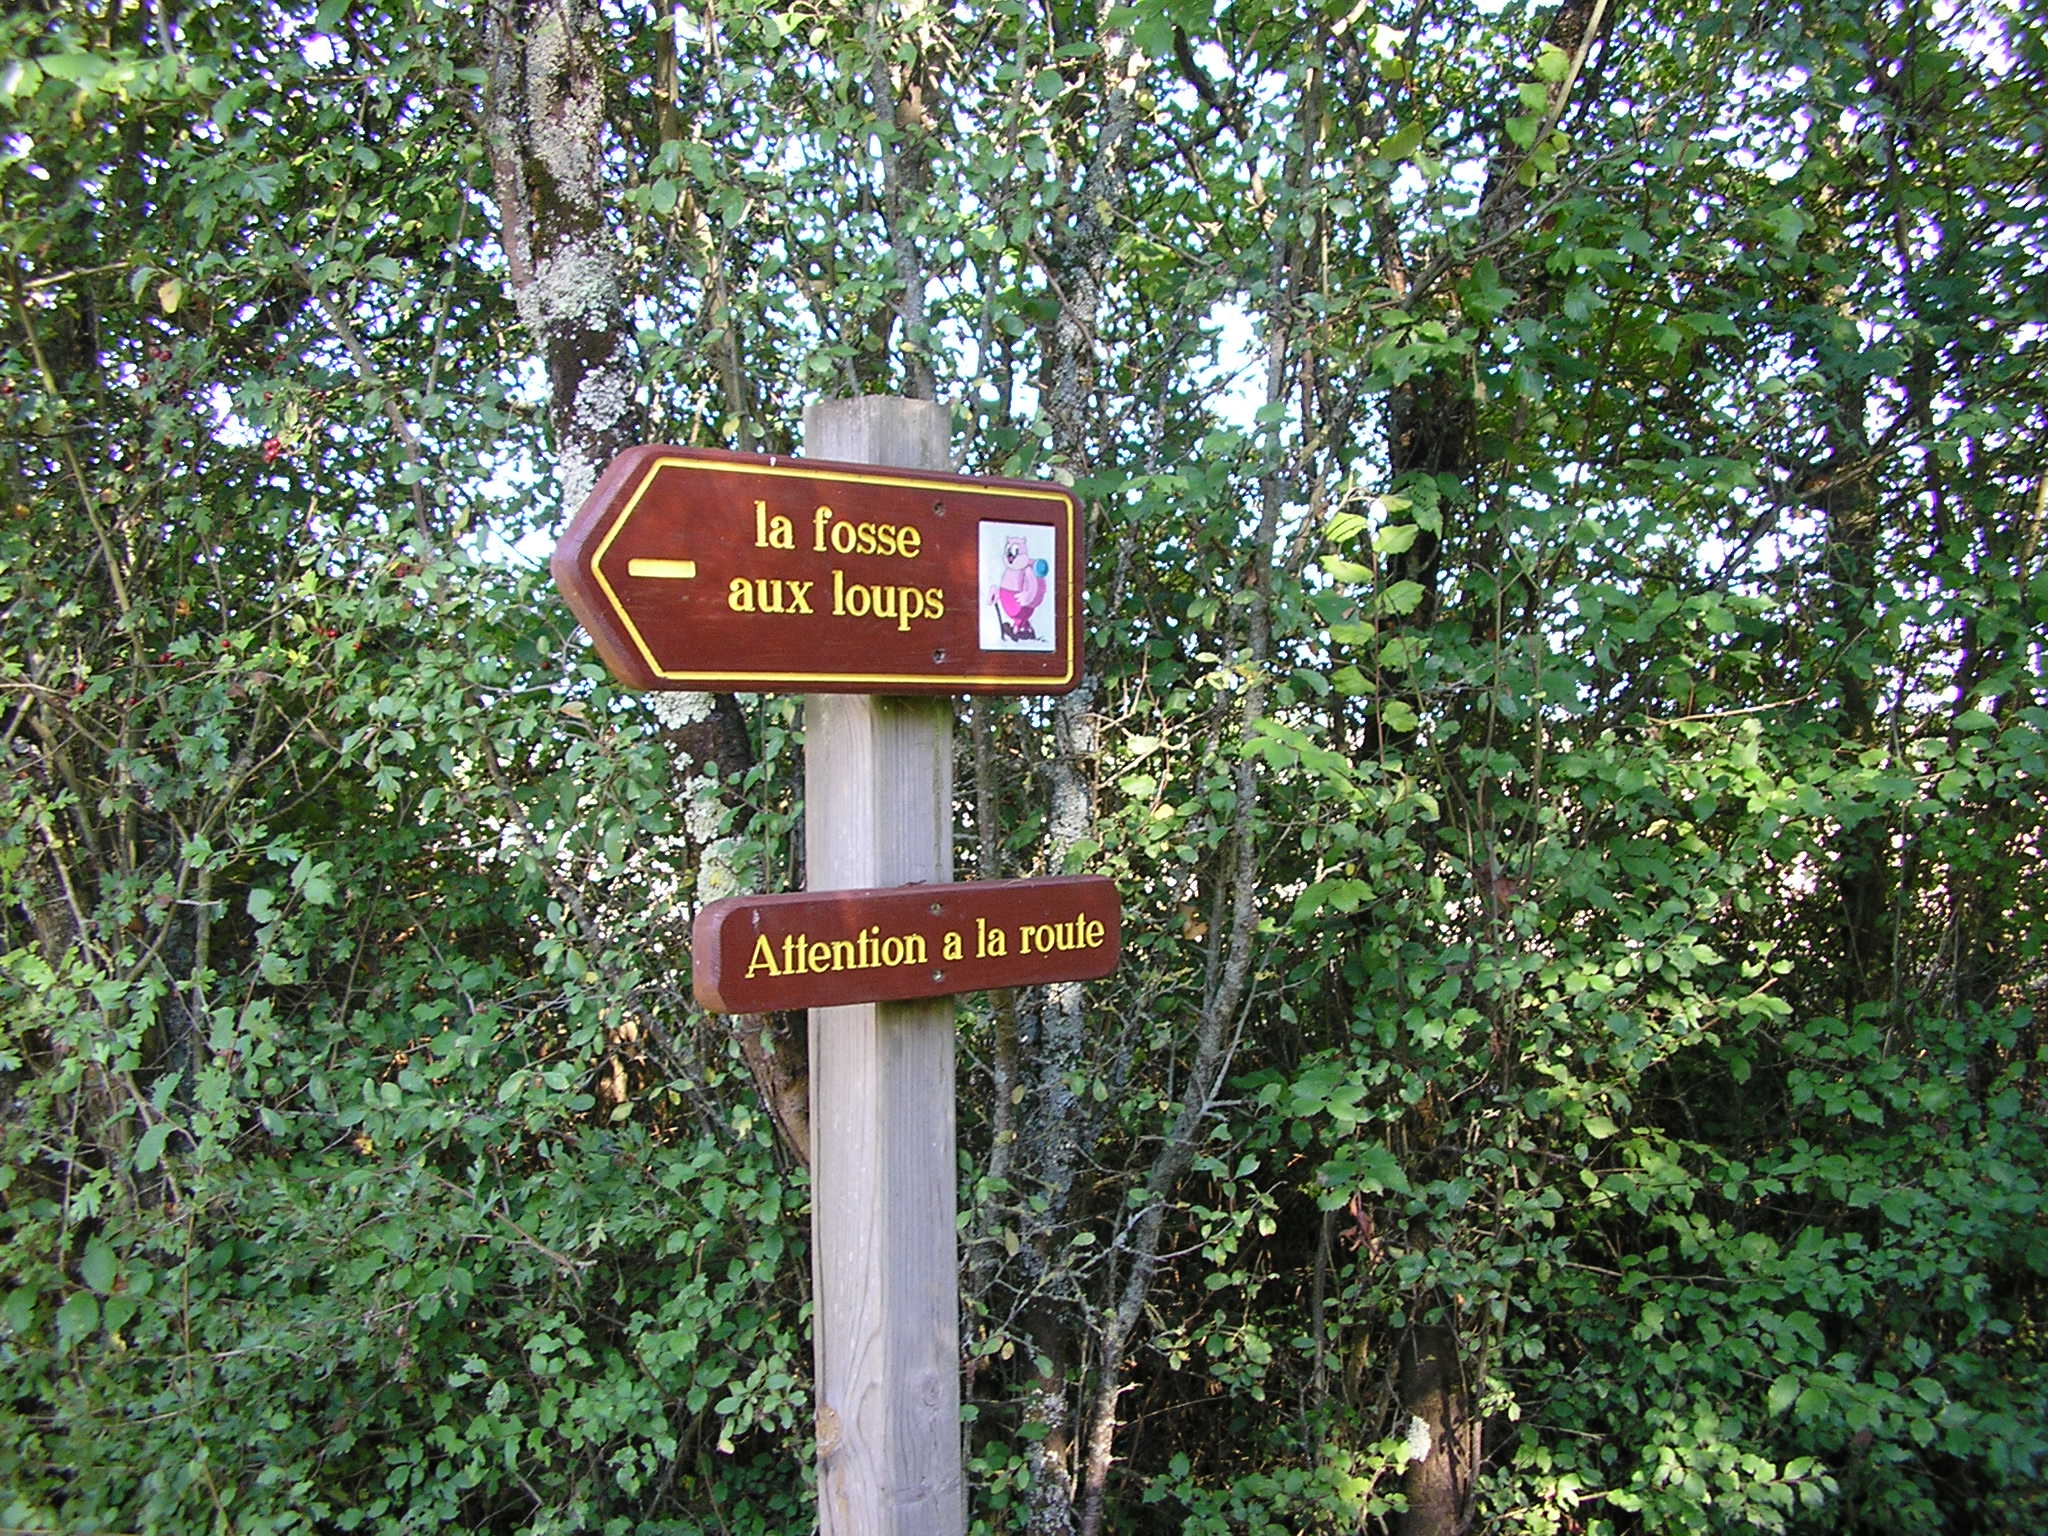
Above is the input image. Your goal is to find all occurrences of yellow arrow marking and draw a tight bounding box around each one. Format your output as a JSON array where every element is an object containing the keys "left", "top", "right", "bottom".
[{"left": 627, "top": 558, "right": 697, "bottom": 580}]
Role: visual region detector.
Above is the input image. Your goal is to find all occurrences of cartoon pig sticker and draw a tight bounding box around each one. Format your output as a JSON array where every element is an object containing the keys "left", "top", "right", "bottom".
[{"left": 991, "top": 535, "right": 1049, "bottom": 641}]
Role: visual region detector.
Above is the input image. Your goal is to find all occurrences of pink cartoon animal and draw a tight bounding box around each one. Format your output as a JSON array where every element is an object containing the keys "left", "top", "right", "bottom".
[{"left": 990, "top": 536, "right": 1048, "bottom": 641}]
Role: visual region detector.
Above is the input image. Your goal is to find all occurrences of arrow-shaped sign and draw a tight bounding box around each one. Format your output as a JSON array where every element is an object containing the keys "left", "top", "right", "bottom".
[{"left": 551, "top": 446, "right": 1083, "bottom": 695}]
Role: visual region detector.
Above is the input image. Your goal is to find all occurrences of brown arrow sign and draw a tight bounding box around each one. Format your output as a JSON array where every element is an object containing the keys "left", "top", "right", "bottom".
[
  {"left": 692, "top": 876, "right": 1120, "bottom": 1014},
  {"left": 551, "top": 445, "right": 1083, "bottom": 695}
]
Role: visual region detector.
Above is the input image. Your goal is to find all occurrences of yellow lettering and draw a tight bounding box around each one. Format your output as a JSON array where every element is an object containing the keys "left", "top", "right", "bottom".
[
  {"left": 729, "top": 577, "right": 814, "bottom": 615},
  {"left": 754, "top": 501, "right": 795, "bottom": 550},
  {"left": 1018, "top": 916, "right": 1102, "bottom": 954},
  {"left": 741, "top": 924, "right": 948, "bottom": 983},
  {"left": 810, "top": 504, "right": 921, "bottom": 561},
  {"left": 830, "top": 571, "right": 943, "bottom": 629}
]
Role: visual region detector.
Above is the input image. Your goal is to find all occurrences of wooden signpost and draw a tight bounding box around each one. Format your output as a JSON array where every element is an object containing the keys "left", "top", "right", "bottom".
[{"left": 551, "top": 398, "right": 1113, "bottom": 1536}]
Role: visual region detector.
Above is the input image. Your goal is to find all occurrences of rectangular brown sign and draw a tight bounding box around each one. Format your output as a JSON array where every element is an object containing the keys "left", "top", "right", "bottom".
[
  {"left": 692, "top": 876, "right": 1120, "bottom": 1013},
  {"left": 552, "top": 446, "right": 1083, "bottom": 695}
]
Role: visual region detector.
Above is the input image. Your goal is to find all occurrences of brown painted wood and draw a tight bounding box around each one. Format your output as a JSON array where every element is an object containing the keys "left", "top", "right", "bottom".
[
  {"left": 693, "top": 875, "right": 1119, "bottom": 1014},
  {"left": 550, "top": 444, "right": 1082, "bottom": 695}
]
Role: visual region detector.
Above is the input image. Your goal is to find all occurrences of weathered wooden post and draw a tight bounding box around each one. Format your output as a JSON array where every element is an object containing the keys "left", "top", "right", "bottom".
[{"left": 800, "top": 397, "right": 962, "bottom": 1536}]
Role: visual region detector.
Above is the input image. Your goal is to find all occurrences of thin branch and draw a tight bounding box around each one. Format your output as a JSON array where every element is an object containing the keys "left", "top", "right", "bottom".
[{"left": 286, "top": 255, "right": 437, "bottom": 542}]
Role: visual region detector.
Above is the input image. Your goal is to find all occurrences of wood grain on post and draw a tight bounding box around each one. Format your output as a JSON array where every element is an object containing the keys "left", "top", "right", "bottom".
[{"left": 802, "top": 397, "right": 964, "bottom": 1536}]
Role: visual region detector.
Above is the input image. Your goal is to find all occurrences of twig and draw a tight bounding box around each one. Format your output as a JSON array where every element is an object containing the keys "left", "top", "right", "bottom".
[
  {"left": 1645, "top": 692, "right": 1818, "bottom": 726},
  {"left": 426, "top": 1171, "right": 593, "bottom": 1277},
  {"left": 285, "top": 254, "right": 436, "bottom": 542}
]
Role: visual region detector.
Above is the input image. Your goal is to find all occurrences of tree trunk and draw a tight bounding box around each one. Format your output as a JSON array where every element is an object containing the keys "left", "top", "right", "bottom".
[
  {"left": 1397, "top": 1321, "right": 1480, "bottom": 1536},
  {"left": 1007, "top": 17, "right": 1145, "bottom": 1532},
  {"left": 1813, "top": 390, "right": 1893, "bottom": 1016},
  {"left": 1374, "top": 11, "right": 1612, "bottom": 1527},
  {"left": 481, "top": 0, "right": 806, "bottom": 1162}
]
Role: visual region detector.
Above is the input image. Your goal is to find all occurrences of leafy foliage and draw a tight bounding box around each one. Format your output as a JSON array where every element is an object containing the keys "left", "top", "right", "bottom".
[{"left": 3, "top": 0, "right": 2044, "bottom": 1533}]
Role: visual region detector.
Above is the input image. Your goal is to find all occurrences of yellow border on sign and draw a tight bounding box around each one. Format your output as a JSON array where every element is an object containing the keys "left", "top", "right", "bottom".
[{"left": 588, "top": 455, "right": 1081, "bottom": 690}]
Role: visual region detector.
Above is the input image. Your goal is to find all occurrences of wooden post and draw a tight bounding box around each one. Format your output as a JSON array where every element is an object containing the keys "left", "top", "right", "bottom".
[{"left": 802, "top": 397, "right": 964, "bottom": 1536}]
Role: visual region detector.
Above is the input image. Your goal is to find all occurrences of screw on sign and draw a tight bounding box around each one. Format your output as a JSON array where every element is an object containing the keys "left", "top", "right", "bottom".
[{"left": 549, "top": 445, "right": 1083, "bottom": 695}]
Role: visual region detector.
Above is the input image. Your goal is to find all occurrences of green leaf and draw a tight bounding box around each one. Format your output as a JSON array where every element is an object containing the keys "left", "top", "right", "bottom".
[
  {"left": 1765, "top": 204, "right": 1807, "bottom": 247},
  {"left": 1373, "top": 523, "right": 1420, "bottom": 556},
  {"left": 36, "top": 52, "right": 111, "bottom": 90},
  {"left": 80, "top": 1239, "right": 116, "bottom": 1295},
  {"left": 1351, "top": 1143, "right": 1411, "bottom": 1195},
  {"left": 1132, "top": 12, "right": 1175, "bottom": 60},
  {"left": 1378, "top": 635, "right": 1421, "bottom": 669},
  {"left": 1381, "top": 699, "right": 1418, "bottom": 733},
  {"left": 1380, "top": 580, "right": 1426, "bottom": 616},
  {"left": 1325, "top": 509, "right": 1368, "bottom": 542},
  {"left": 1381, "top": 120, "right": 1426, "bottom": 161},
  {"left": 0, "top": 59, "right": 46, "bottom": 102},
  {"left": 1768, "top": 1373, "right": 1800, "bottom": 1416},
  {"left": 133, "top": 1121, "right": 173, "bottom": 1173},
  {"left": 1584, "top": 1114, "right": 1619, "bottom": 1139},
  {"left": 4, "top": 1286, "right": 37, "bottom": 1335},
  {"left": 56, "top": 1292, "right": 99, "bottom": 1347},
  {"left": 294, "top": 856, "right": 336, "bottom": 907},
  {"left": 1294, "top": 878, "right": 1373, "bottom": 917}
]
